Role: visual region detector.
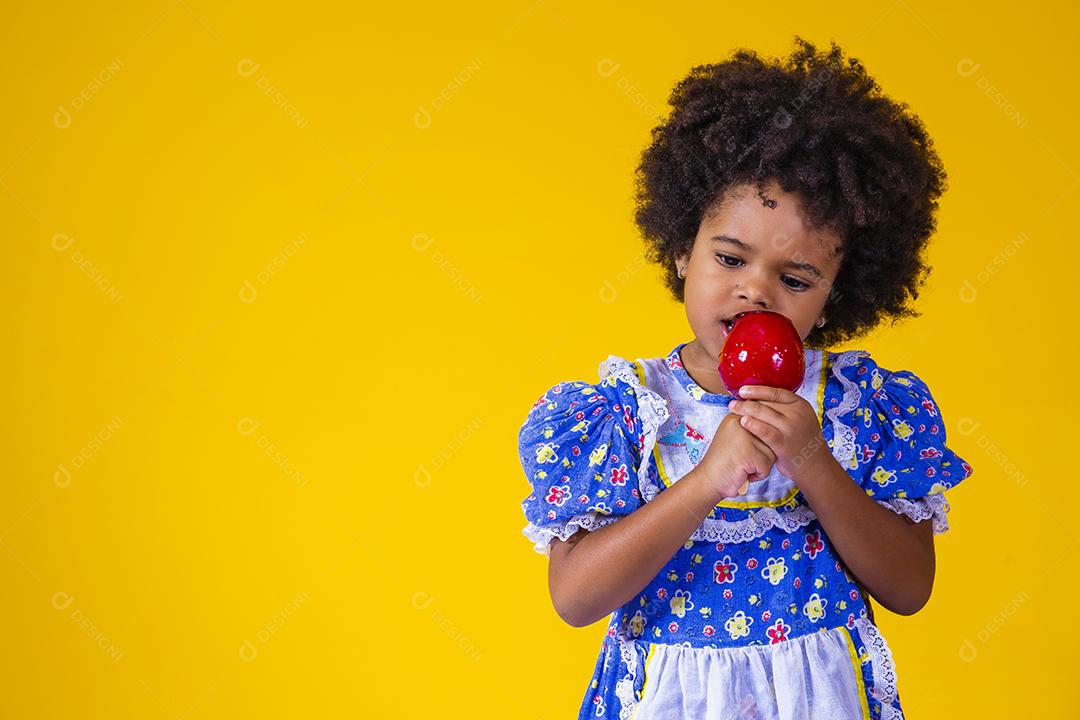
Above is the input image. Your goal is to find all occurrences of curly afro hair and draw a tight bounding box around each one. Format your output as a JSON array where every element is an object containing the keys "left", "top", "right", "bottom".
[{"left": 633, "top": 35, "right": 947, "bottom": 349}]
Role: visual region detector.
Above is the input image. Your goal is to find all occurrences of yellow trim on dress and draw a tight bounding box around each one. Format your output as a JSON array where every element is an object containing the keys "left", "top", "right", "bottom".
[
  {"left": 817, "top": 351, "right": 830, "bottom": 424},
  {"left": 842, "top": 626, "right": 872, "bottom": 720},
  {"left": 628, "top": 642, "right": 658, "bottom": 720},
  {"left": 635, "top": 351, "right": 833, "bottom": 510}
]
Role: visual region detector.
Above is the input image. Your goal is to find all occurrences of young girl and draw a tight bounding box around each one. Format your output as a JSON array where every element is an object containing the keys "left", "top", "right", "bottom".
[{"left": 516, "top": 37, "right": 973, "bottom": 720}]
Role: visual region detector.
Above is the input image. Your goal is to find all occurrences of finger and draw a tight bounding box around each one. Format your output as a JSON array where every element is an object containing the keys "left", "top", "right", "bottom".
[
  {"left": 730, "top": 399, "right": 788, "bottom": 427},
  {"left": 751, "top": 435, "right": 777, "bottom": 462},
  {"left": 737, "top": 421, "right": 776, "bottom": 459},
  {"left": 739, "top": 385, "right": 798, "bottom": 404},
  {"left": 737, "top": 413, "right": 781, "bottom": 444},
  {"left": 737, "top": 479, "right": 749, "bottom": 495}
]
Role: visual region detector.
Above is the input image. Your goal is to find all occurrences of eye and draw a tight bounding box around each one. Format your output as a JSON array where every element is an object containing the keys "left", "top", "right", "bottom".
[{"left": 716, "top": 253, "right": 811, "bottom": 291}]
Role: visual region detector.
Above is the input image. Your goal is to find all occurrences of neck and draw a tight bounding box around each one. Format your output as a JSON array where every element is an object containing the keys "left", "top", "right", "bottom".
[{"left": 680, "top": 340, "right": 732, "bottom": 395}]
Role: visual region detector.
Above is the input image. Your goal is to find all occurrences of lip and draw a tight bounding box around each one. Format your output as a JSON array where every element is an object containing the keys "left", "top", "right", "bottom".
[{"left": 721, "top": 310, "right": 757, "bottom": 335}]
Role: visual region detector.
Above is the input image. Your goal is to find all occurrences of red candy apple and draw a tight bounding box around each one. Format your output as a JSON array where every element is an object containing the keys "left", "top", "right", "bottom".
[{"left": 717, "top": 310, "right": 805, "bottom": 399}]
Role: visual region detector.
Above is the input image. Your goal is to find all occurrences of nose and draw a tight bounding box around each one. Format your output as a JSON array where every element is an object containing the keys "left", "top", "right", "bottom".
[{"left": 736, "top": 280, "right": 771, "bottom": 309}]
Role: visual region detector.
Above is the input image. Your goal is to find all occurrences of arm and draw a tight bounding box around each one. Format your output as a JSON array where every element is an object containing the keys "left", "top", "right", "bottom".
[
  {"left": 728, "top": 385, "right": 936, "bottom": 617},
  {"left": 792, "top": 451, "right": 936, "bottom": 616},
  {"left": 548, "top": 466, "right": 722, "bottom": 628}
]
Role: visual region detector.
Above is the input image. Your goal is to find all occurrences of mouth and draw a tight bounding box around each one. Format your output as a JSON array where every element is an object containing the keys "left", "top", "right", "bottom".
[{"left": 721, "top": 310, "right": 756, "bottom": 335}]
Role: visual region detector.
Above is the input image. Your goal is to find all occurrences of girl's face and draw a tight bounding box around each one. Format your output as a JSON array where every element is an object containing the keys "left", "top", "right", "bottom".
[{"left": 676, "top": 180, "right": 843, "bottom": 384}]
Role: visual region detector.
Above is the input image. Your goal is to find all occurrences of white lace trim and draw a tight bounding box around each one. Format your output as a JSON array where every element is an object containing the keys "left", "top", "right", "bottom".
[
  {"left": 598, "top": 355, "right": 671, "bottom": 504},
  {"left": 521, "top": 357, "right": 671, "bottom": 557},
  {"left": 854, "top": 617, "right": 902, "bottom": 718},
  {"left": 522, "top": 513, "right": 623, "bottom": 556},
  {"left": 524, "top": 351, "right": 949, "bottom": 555},
  {"left": 878, "top": 492, "right": 951, "bottom": 535},
  {"left": 824, "top": 350, "right": 867, "bottom": 472},
  {"left": 525, "top": 493, "right": 952, "bottom": 554},
  {"left": 615, "top": 634, "right": 641, "bottom": 719},
  {"left": 689, "top": 504, "right": 818, "bottom": 543},
  {"left": 677, "top": 494, "right": 947, "bottom": 546}
]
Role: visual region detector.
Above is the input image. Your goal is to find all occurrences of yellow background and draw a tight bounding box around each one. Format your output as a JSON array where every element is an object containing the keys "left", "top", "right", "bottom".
[{"left": 1, "top": 1, "right": 1073, "bottom": 717}]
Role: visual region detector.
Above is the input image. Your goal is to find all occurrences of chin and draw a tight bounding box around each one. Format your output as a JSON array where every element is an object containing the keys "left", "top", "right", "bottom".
[{"left": 698, "top": 338, "right": 721, "bottom": 365}]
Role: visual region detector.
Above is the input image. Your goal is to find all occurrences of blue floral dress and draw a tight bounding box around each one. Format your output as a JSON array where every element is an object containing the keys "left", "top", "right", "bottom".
[{"left": 517, "top": 342, "right": 973, "bottom": 720}]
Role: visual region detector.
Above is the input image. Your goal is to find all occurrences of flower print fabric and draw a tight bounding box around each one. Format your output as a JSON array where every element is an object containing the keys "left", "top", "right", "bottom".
[
  {"left": 823, "top": 350, "right": 972, "bottom": 535},
  {"left": 517, "top": 343, "right": 974, "bottom": 720},
  {"left": 517, "top": 371, "right": 660, "bottom": 556}
]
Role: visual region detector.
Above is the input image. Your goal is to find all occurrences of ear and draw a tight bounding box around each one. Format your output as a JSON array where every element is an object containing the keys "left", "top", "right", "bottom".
[{"left": 675, "top": 251, "right": 689, "bottom": 273}]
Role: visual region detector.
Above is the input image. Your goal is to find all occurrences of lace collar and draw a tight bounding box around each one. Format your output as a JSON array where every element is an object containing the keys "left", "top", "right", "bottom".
[{"left": 664, "top": 342, "right": 737, "bottom": 406}]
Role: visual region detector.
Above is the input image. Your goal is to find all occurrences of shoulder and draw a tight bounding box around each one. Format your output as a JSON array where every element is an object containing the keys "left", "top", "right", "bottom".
[
  {"left": 823, "top": 348, "right": 912, "bottom": 399},
  {"left": 518, "top": 353, "right": 670, "bottom": 453},
  {"left": 822, "top": 348, "right": 941, "bottom": 410},
  {"left": 517, "top": 356, "right": 646, "bottom": 445},
  {"left": 822, "top": 348, "right": 972, "bottom": 479},
  {"left": 597, "top": 354, "right": 646, "bottom": 386},
  {"left": 598, "top": 353, "right": 671, "bottom": 434},
  {"left": 822, "top": 348, "right": 878, "bottom": 386},
  {"left": 521, "top": 366, "right": 638, "bottom": 428}
]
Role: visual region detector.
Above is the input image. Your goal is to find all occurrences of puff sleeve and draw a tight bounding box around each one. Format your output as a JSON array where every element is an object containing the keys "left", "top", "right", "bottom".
[
  {"left": 517, "top": 373, "right": 651, "bottom": 556},
  {"left": 823, "top": 351, "right": 974, "bottom": 535}
]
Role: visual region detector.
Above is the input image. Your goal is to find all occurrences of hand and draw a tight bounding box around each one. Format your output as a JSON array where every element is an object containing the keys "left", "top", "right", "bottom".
[
  {"left": 694, "top": 411, "right": 777, "bottom": 500},
  {"left": 727, "top": 385, "right": 832, "bottom": 484}
]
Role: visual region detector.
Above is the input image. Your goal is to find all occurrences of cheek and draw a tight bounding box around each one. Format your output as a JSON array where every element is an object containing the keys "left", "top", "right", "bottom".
[
  {"left": 794, "top": 313, "right": 820, "bottom": 340},
  {"left": 683, "top": 284, "right": 717, "bottom": 318},
  {"left": 680, "top": 285, "right": 707, "bottom": 322},
  {"left": 686, "top": 273, "right": 722, "bottom": 300}
]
